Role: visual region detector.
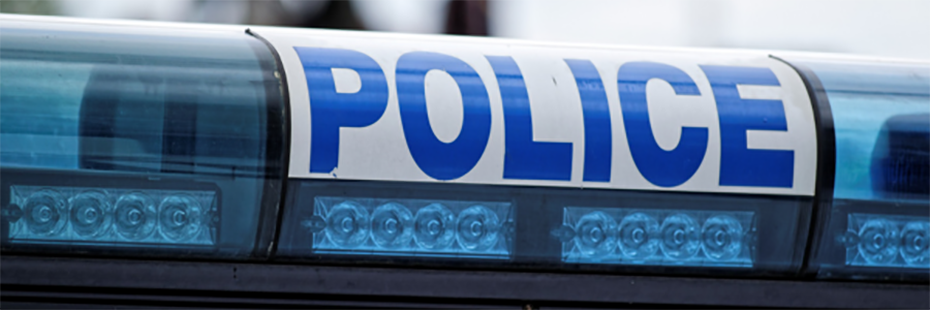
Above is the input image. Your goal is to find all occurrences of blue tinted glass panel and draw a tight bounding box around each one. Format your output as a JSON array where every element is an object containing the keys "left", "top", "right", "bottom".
[
  {"left": 815, "top": 62, "right": 930, "bottom": 201},
  {"left": 0, "top": 20, "right": 282, "bottom": 257},
  {"left": 791, "top": 58, "right": 930, "bottom": 281}
]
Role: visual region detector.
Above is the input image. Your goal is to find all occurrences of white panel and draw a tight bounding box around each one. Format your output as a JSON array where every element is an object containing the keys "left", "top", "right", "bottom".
[{"left": 253, "top": 28, "right": 818, "bottom": 196}]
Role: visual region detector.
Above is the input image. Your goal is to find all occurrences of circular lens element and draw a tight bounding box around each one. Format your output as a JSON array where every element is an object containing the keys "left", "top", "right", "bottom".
[
  {"left": 414, "top": 203, "right": 455, "bottom": 250},
  {"left": 456, "top": 205, "right": 500, "bottom": 252},
  {"left": 22, "top": 189, "right": 67, "bottom": 236},
  {"left": 371, "top": 202, "right": 414, "bottom": 248},
  {"left": 158, "top": 195, "right": 203, "bottom": 242},
  {"left": 574, "top": 211, "right": 617, "bottom": 258},
  {"left": 900, "top": 221, "right": 928, "bottom": 265},
  {"left": 857, "top": 218, "right": 900, "bottom": 265},
  {"left": 618, "top": 212, "right": 659, "bottom": 260},
  {"left": 702, "top": 215, "right": 744, "bottom": 261},
  {"left": 114, "top": 192, "right": 157, "bottom": 240},
  {"left": 659, "top": 213, "right": 701, "bottom": 261},
  {"left": 324, "top": 201, "right": 370, "bottom": 248},
  {"left": 69, "top": 190, "right": 111, "bottom": 238}
]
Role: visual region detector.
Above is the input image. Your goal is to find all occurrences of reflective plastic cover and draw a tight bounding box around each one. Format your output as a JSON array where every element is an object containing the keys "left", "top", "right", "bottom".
[
  {"left": 0, "top": 17, "right": 285, "bottom": 258},
  {"left": 790, "top": 57, "right": 930, "bottom": 280}
]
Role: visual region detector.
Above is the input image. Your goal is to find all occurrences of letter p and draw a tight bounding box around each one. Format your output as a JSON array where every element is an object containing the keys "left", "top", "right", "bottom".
[{"left": 294, "top": 47, "right": 389, "bottom": 173}]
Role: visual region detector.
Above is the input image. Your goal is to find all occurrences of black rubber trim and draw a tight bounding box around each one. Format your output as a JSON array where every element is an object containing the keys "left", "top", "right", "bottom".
[
  {"left": 0, "top": 286, "right": 512, "bottom": 309},
  {"left": 1, "top": 255, "right": 926, "bottom": 309},
  {"left": 245, "top": 28, "right": 292, "bottom": 259},
  {"left": 769, "top": 55, "right": 837, "bottom": 278}
]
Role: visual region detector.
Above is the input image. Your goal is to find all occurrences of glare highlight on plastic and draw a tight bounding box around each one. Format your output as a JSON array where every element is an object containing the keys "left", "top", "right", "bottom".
[
  {"left": 6, "top": 185, "right": 217, "bottom": 247},
  {"left": 845, "top": 213, "right": 930, "bottom": 268},
  {"left": 307, "top": 196, "right": 513, "bottom": 259},
  {"left": 560, "top": 207, "right": 755, "bottom": 267}
]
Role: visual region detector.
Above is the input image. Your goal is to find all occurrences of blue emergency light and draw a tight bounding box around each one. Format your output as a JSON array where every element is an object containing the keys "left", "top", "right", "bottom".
[
  {"left": 787, "top": 60, "right": 930, "bottom": 280},
  {"left": 0, "top": 20, "right": 285, "bottom": 256}
]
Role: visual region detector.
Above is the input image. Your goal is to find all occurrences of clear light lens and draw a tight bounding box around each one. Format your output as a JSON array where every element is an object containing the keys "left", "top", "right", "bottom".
[
  {"left": 311, "top": 196, "right": 513, "bottom": 259},
  {"left": 900, "top": 221, "right": 930, "bottom": 265},
  {"left": 659, "top": 213, "right": 701, "bottom": 261},
  {"left": 158, "top": 195, "right": 203, "bottom": 242},
  {"left": 114, "top": 192, "right": 157, "bottom": 240},
  {"left": 701, "top": 215, "right": 744, "bottom": 262},
  {"left": 324, "top": 201, "right": 370, "bottom": 248},
  {"left": 618, "top": 212, "right": 660, "bottom": 260},
  {"left": 69, "top": 190, "right": 111, "bottom": 239},
  {"left": 456, "top": 205, "right": 501, "bottom": 252},
  {"left": 414, "top": 203, "right": 456, "bottom": 250},
  {"left": 6, "top": 185, "right": 216, "bottom": 246},
  {"left": 561, "top": 207, "right": 754, "bottom": 267},
  {"left": 847, "top": 214, "right": 929, "bottom": 268},
  {"left": 858, "top": 218, "right": 899, "bottom": 265},
  {"left": 573, "top": 211, "right": 617, "bottom": 258},
  {"left": 371, "top": 202, "right": 413, "bottom": 249},
  {"left": 22, "top": 189, "right": 67, "bottom": 236}
]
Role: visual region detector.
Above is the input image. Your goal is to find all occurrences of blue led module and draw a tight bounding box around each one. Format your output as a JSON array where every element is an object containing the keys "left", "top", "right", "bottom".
[
  {"left": 561, "top": 207, "right": 755, "bottom": 267},
  {"left": 306, "top": 196, "right": 514, "bottom": 259}
]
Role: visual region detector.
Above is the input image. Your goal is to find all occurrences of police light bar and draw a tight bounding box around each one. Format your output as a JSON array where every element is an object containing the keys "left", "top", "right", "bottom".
[{"left": 0, "top": 14, "right": 927, "bottom": 282}]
